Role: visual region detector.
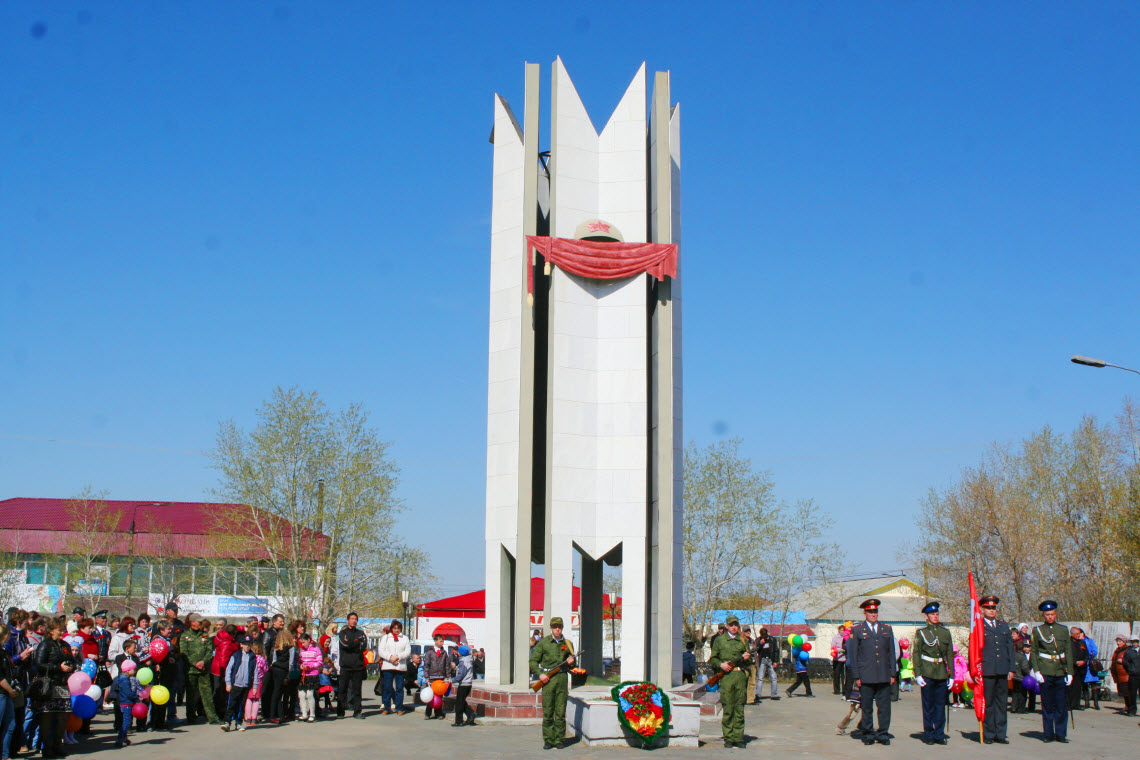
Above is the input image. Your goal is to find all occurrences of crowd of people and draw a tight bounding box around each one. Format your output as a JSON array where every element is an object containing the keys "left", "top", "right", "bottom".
[
  {"left": 0, "top": 603, "right": 485, "bottom": 759},
  {"left": 692, "top": 598, "right": 1140, "bottom": 749}
]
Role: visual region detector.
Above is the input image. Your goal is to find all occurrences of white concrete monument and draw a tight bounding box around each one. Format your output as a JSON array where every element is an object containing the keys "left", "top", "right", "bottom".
[{"left": 483, "top": 58, "right": 682, "bottom": 688}]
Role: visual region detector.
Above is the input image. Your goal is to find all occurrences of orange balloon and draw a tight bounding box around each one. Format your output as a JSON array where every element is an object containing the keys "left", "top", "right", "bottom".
[
  {"left": 364, "top": 649, "right": 376, "bottom": 665},
  {"left": 66, "top": 714, "right": 82, "bottom": 732},
  {"left": 431, "top": 679, "right": 447, "bottom": 697}
]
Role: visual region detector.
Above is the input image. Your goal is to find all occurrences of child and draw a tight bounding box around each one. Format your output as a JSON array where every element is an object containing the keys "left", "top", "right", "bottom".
[
  {"left": 451, "top": 645, "right": 476, "bottom": 727},
  {"left": 112, "top": 665, "right": 138, "bottom": 747},
  {"left": 244, "top": 642, "right": 269, "bottom": 728},
  {"left": 318, "top": 656, "right": 337, "bottom": 717},
  {"left": 951, "top": 644, "right": 972, "bottom": 708},
  {"left": 112, "top": 640, "right": 142, "bottom": 734},
  {"left": 295, "top": 634, "right": 322, "bottom": 722},
  {"left": 222, "top": 636, "right": 260, "bottom": 732}
]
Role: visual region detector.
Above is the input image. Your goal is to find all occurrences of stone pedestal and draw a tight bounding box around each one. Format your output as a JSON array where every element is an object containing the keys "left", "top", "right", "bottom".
[
  {"left": 566, "top": 692, "right": 701, "bottom": 747},
  {"left": 670, "top": 682, "right": 721, "bottom": 716},
  {"left": 467, "top": 685, "right": 544, "bottom": 723}
]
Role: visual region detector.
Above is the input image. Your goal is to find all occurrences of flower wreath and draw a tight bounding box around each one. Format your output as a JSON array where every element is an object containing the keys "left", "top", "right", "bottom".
[{"left": 611, "top": 680, "right": 670, "bottom": 747}]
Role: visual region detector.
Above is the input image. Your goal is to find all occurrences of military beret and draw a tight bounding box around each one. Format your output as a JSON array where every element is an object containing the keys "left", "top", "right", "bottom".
[
  {"left": 549, "top": 616, "right": 564, "bottom": 628},
  {"left": 921, "top": 601, "right": 940, "bottom": 614},
  {"left": 979, "top": 595, "right": 1000, "bottom": 606},
  {"left": 725, "top": 615, "right": 740, "bottom": 625},
  {"left": 859, "top": 599, "right": 881, "bottom": 611},
  {"left": 1038, "top": 600, "right": 1058, "bottom": 612}
]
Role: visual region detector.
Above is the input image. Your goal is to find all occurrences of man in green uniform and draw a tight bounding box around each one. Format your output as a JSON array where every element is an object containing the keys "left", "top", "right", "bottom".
[
  {"left": 529, "top": 616, "right": 575, "bottom": 750},
  {"left": 181, "top": 614, "right": 220, "bottom": 724},
  {"left": 911, "top": 601, "right": 953, "bottom": 745},
  {"left": 709, "top": 615, "right": 752, "bottom": 748},
  {"left": 1030, "top": 600, "right": 1073, "bottom": 743}
]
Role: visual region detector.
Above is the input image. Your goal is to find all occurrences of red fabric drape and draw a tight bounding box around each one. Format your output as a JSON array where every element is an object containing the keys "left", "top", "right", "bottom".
[
  {"left": 525, "top": 235, "right": 678, "bottom": 294},
  {"left": 968, "top": 572, "right": 986, "bottom": 727}
]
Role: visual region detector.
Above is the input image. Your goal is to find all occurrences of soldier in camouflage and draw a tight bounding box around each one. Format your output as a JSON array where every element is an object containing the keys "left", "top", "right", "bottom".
[
  {"left": 709, "top": 615, "right": 751, "bottom": 749},
  {"left": 529, "top": 616, "right": 575, "bottom": 750}
]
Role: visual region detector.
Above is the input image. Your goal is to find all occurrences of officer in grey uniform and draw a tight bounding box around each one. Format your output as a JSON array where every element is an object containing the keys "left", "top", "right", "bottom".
[
  {"left": 977, "top": 594, "right": 1014, "bottom": 744},
  {"left": 850, "top": 598, "right": 899, "bottom": 746}
]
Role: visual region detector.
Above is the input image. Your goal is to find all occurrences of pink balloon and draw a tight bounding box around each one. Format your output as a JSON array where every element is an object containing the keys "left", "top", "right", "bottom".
[
  {"left": 139, "top": 686, "right": 151, "bottom": 701},
  {"left": 149, "top": 638, "right": 169, "bottom": 663},
  {"left": 67, "top": 672, "right": 92, "bottom": 697},
  {"left": 131, "top": 702, "right": 148, "bottom": 719},
  {"left": 430, "top": 694, "right": 442, "bottom": 709}
]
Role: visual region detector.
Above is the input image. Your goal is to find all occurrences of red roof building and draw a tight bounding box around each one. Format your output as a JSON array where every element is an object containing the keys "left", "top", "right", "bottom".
[{"left": 0, "top": 497, "right": 327, "bottom": 561}]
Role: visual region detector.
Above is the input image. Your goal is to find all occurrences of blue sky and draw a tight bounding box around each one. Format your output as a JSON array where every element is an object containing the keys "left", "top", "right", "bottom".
[{"left": 3, "top": 2, "right": 1139, "bottom": 598}]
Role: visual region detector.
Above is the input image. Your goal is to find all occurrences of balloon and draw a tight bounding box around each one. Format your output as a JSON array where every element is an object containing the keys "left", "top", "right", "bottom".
[
  {"left": 431, "top": 679, "right": 447, "bottom": 697},
  {"left": 121, "top": 660, "right": 138, "bottom": 674},
  {"left": 844, "top": 621, "right": 853, "bottom": 629},
  {"left": 705, "top": 682, "right": 720, "bottom": 692},
  {"left": 139, "top": 687, "right": 151, "bottom": 701},
  {"left": 798, "top": 650, "right": 810, "bottom": 662},
  {"left": 430, "top": 694, "right": 442, "bottom": 709},
  {"left": 900, "top": 658, "right": 910, "bottom": 669},
  {"left": 84, "top": 684, "right": 102, "bottom": 702},
  {"left": 131, "top": 702, "right": 149, "bottom": 719},
  {"left": 419, "top": 686, "right": 434, "bottom": 704},
  {"left": 137, "top": 667, "right": 153, "bottom": 685},
  {"left": 801, "top": 642, "right": 812, "bottom": 652},
  {"left": 786, "top": 634, "right": 796, "bottom": 646},
  {"left": 68, "top": 672, "right": 92, "bottom": 696},
  {"left": 364, "top": 649, "right": 376, "bottom": 665},
  {"left": 791, "top": 634, "right": 804, "bottom": 648},
  {"left": 149, "top": 638, "right": 169, "bottom": 663},
  {"left": 1021, "top": 674, "right": 1036, "bottom": 690},
  {"left": 951, "top": 681, "right": 964, "bottom": 694},
  {"left": 830, "top": 647, "right": 838, "bottom": 658},
  {"left": 81, "top": 659, "right": 98, "bottom": 677},
  {"left": 963, "top": 681, "right": 973, "bottom": 696},
  {"left": 66, "top": 715, "right": 82, "bottom": 732},
  {"left": 149, "top": 685, "right": 170, "bottom": 706},
  {"left": 71, "top": 695, "right": 98, "bottom": 720}
]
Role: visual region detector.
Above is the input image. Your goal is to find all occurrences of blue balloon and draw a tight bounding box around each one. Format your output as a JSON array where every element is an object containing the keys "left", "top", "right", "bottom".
[
  {"left": 71, "top": 694, "right": 98, "bottom": 720},
  {"left": 798, "top": 650, "right": 810, "bottom": 662},
  {"left": 81, "top": 659, "right": 97, "bottom": 677},
  {"left": 706, "top": 682, "right": 720, "bottom": 692}
]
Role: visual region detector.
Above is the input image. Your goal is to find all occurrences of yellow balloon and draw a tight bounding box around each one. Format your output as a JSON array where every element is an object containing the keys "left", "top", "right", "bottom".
[
  {"left": 786, "top": 634, "right": 795, "bottom": 646},
  {"left": 149, "top": 685, "right": 170, "bottom": 706}
]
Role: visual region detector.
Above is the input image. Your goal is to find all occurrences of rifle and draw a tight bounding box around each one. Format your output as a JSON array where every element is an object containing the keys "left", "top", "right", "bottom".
[
  {"left": 837, "top": 701, "right": 861, "bottom": 734},
  {"left": 706, "top": 653, "right": 750, "bottom": 688},
  {"left": 530, "top": 649, "right": 582, "bottom": 692}
]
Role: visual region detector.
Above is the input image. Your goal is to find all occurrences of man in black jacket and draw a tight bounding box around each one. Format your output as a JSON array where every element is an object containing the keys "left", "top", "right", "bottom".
[
  {"left": 977, "top": 595, "right": 1014, "bottom": 744},
  {"left": 751, "top": 629, "right": 781, "bottom": 703},
  {"left": 337, "top": 613, "right": 368, "bottom": 719},
  {"left": 1123, "top": 638, "right": 1140, "bottom": 713}
]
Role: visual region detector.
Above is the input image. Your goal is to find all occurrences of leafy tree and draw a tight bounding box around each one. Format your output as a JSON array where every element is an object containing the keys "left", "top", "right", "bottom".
[{"left": 210, "top": 387, "right": 433, "bottom": 622}]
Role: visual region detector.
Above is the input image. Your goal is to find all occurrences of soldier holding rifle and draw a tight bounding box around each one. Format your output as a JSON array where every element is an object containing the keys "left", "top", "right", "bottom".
[
  {"left": 709, "top": 615, "right": 752, "bottom": 749},
  {"left": 911, "top": 601, "right": 952, "bottom": 745},
  {"left": 529, "top": 616, "right": 575, "bottom": 750}
]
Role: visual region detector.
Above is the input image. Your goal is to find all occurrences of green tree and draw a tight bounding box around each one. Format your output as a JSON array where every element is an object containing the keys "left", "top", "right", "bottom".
[
  {"left": 681, "top": 439, "right": 780, "bottom": 640},
  {"left": 209, "top": 387, "right": 432, "bottom": 622}
]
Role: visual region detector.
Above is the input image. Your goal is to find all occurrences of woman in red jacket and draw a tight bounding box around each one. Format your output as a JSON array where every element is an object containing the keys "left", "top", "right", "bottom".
[
  {"left": 210, "top": 623, "right": 239, "bottom": 719},
  {"left": 77, "top": 618, "right": 100, "bottom": 660}
]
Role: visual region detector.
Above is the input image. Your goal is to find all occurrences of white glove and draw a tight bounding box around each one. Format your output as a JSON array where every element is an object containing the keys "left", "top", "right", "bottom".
[
  {"left": 1034, "top": 671, "right": 1045, "bottom": 684},
  {"left": 915, "top": 676, "right": 926, "bottom": 687},
  {"left": 1064, "top": 675, "right": 1072, "bottom": 686}
]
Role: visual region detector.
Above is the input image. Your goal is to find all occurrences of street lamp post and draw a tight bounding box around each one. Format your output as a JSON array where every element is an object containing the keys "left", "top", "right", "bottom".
[
  {"left": 401, "top": 589, "right": 410, "bottom": 636},
  {"left": 1071, "top": 355, "right": 1140, "bottom": 376},
  {"left": 606, "top": 592, "right": 617, "bottom": 666}
]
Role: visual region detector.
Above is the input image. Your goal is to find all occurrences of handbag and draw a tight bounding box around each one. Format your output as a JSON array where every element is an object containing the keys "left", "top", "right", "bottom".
[{"left": 28, "top": 675, "right": 51, "bottom": 701}]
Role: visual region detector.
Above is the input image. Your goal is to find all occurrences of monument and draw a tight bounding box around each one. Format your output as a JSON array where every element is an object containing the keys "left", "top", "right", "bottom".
[{"left": 482, "top": 58, "right": 683, "bottom": 691}]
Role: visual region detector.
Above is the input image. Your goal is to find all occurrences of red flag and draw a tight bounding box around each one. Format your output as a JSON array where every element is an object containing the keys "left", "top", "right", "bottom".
[{"left": 968, "top": 572, "right": 986, "bottom": 728}]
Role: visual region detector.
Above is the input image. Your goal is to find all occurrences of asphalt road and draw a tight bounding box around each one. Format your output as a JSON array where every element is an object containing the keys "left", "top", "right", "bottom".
[{"left": 57, "top": 689, "right": 1136, "bottom": 759}]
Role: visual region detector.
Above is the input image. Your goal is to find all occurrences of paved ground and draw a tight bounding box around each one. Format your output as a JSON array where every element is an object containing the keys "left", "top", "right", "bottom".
[{"left": 62, "top": 690, "right": 1136, "bottom": 759}]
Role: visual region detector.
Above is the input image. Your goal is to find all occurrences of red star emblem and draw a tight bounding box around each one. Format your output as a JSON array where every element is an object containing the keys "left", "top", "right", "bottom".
[{"left": 587, "top": 220, "right": 611, "bottom": 233}]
